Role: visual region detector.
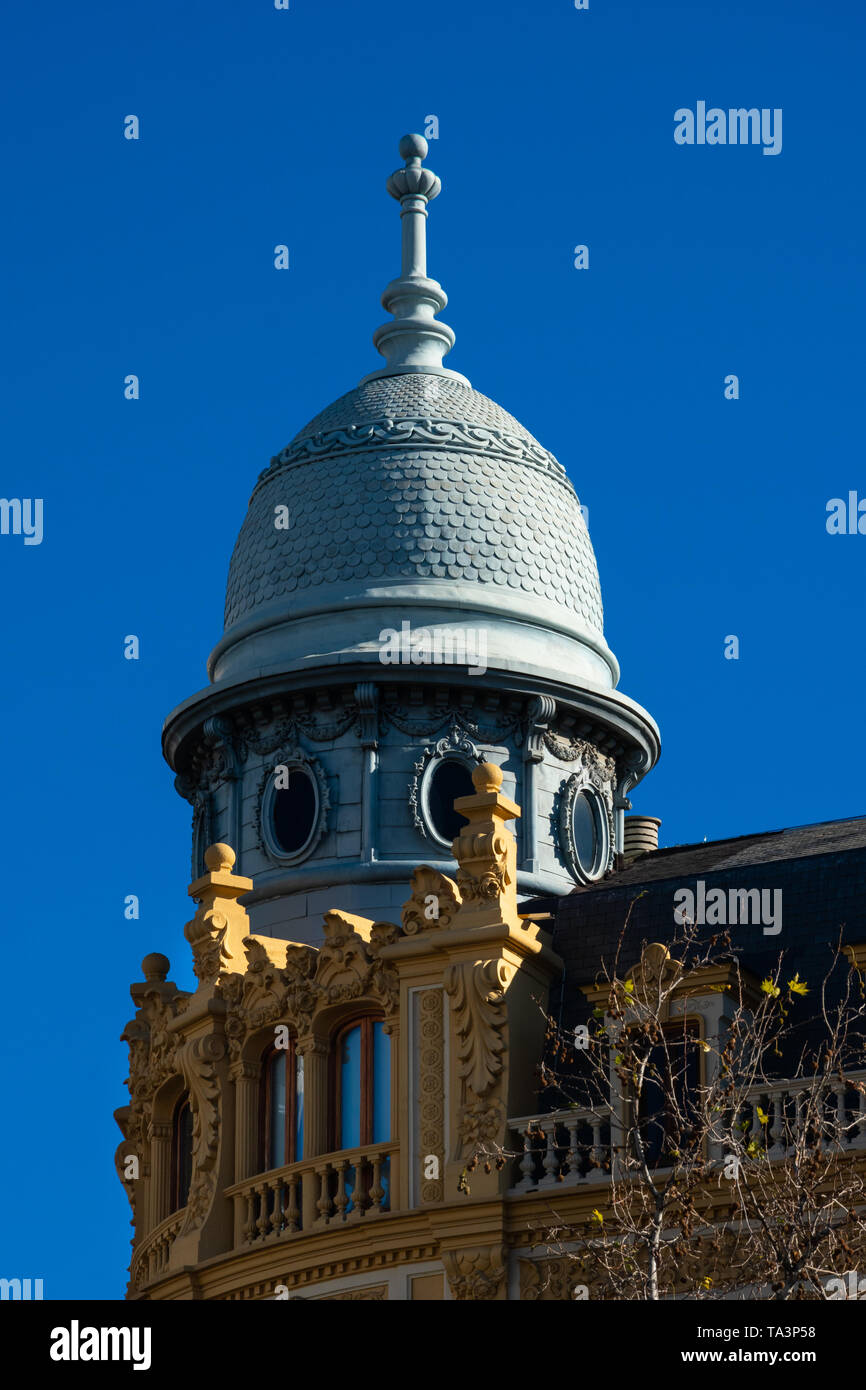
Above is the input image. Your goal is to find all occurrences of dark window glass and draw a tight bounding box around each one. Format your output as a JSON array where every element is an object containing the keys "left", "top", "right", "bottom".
[
  {"left": 272, "top": 767, "right": 317, "bottom": 855},
  {"left": 636, "top": 1022, "right": 701, "bottom": 1167},
  {"left": 263, "top": 1041, "right": 304, "bottom": 1170},
  {"left": 268, "top": 1051, "right": 287, "bottom": 1169},
  {"left": 573, "top": 789, "right": 598, "bottom": 874},
  {"left": 171, "top": 1096, "right": 193, "bottom": 1212},
  {"left": 372, "top": 1022, "right": 391, "bottom": 1144},
  {"left": 334, "top": 1017, "right": 391, "bottom": 1150},
  {"left": 339, "top": 1025, "right": 362, "bottom": 1151},
  {"left": 427, "top": 759, "right": 474, "bottom": 842}
]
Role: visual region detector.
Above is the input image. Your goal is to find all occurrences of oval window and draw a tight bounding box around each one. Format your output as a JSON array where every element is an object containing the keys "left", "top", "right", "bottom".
[
  {"left": 572, "top": 786, "right": 606, "bottom": 879},
  {"left": 272, "top": 766, "right": 318, "bottom": 856},
  {"left": 426, "top": 759, "right": 475, "bottom": 844}
]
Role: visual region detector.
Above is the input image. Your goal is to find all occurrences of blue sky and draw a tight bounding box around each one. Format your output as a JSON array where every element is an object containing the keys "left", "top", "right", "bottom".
[{"left": 0, "top": 0, "right": 862, "bottom": 1298}]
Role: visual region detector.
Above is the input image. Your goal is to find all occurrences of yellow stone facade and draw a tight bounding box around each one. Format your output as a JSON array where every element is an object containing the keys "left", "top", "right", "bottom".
[{"left": 116, "top": 762, "right": 586, "bottom": 1300}]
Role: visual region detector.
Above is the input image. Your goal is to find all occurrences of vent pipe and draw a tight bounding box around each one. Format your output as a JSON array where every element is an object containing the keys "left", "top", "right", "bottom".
[{"left": 623, "top": 815, "right": 661, "bottom": 862}]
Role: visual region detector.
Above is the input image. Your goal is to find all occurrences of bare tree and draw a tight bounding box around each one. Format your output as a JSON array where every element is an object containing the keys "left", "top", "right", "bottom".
[{"left": 469, "top": 917, "right": 866, "bottom": 1300}]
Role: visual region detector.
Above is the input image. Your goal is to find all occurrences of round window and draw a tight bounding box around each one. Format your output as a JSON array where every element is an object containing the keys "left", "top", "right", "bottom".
[
  {"left": 425, "top": 758, "right": 476, "bottom": 845},
  {"left": 272, "top": 766, "right": 318, "bottom": 857},
  {"left": 571, "top": 786, "right": 607, "bottom": 880}
]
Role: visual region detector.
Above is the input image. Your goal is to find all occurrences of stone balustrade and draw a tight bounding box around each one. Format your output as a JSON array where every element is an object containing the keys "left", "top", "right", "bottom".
[
  {"left": 129, "top": 1210, "right": 184, "bottom": 1291},
  {"left": 508, "top": 1107, "right": 613, "bottom": 1192},
  {"left": 226, "top": 1142, "right": 398, "bottom": 1246},
  {"left": 509, "top": 1070, "right": 866, "bottom": 1193},
  {"left": 721, "top": 1070, "right": 866, "bottom": 1159}
]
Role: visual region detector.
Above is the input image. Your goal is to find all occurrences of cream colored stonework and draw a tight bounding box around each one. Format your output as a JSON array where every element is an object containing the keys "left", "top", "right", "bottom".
[{"left": 116, "top": 764, "right": 563, "bottom": 1300}]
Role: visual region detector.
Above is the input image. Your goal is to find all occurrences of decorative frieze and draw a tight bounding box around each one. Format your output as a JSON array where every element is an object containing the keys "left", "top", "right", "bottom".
[
  {"left": 417, "top": 989, "right": 445, "bottom": 1205},
  {"left": 263, "top": 416, "right": 569, "bottom": 481}
]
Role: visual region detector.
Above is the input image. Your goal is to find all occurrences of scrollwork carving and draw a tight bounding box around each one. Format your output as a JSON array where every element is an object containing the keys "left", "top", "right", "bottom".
[
  {"left": 445, "top": 958, "right": 513, "bottom": 1148},
  {"left": 443, "top": 1244, "right": 507, "bottom": 1301},
  {"left": 401, "top": 866, "right": 462, "bottom": 933},
  {"left": 177, "top": 1034, "right": 225, "bottom": 1233}
]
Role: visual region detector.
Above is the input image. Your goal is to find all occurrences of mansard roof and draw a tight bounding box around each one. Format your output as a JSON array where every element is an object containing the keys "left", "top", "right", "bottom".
[{"left": 540, "top": 814, "right": 866, "bottom": 1076}]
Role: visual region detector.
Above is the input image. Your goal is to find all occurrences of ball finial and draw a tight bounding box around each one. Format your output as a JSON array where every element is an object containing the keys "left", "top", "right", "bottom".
[
  {"left": 472, "top": 761, "right": 504, "bottom": 794},
  {"left": 141, "top": 952, "right": 170, "bottom": 983},
  {"left": 205, "top": 842, "right": 236, "bottom": 872},
  {"left": 399, "top": 132, "right": 428, "bottom": 163}
]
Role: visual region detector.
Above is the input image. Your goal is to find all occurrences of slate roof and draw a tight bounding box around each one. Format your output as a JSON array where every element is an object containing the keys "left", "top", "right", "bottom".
[
  {"left": 534, "top": 815, "right": 866, "bottom": 1078},
  {"left": 222, "top": 373, "right": 603, "bottom": 635},
  {"left": 583, "top": 817, "right": 866, "bottom": 889}
]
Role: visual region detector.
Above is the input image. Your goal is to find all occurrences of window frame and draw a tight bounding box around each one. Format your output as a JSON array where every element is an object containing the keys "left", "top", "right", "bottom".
[
  {"left": 630, "top": 1017, "right": 703, "bottom": 1168},
  {"left": 330, "top": 1014, "right": 390, "bottom": 1152},
  {"left": 260, "top": 1037, "right": 303, "bottom": 1171},
  {"left": 170, "top": 1093, "right": 193, "bottom": 1213},
  {"left": 420, "top": 754, "right": 476, "bottom": 849}
]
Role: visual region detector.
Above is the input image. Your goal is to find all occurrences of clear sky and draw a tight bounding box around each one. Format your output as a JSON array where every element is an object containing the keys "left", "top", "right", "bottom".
[{"left": 1, "top": 0, "right": 862, "bottom": 1298}]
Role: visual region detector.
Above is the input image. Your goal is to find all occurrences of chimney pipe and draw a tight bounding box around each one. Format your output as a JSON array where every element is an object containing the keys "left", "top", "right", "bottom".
[{"left": 623, "top": 815, "right": 661, "bottom": 862}]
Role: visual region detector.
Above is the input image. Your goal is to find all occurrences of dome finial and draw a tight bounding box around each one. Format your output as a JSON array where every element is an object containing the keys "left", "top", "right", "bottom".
[{"left": 362, "top": 134, "right": 469, "bottom": 386}]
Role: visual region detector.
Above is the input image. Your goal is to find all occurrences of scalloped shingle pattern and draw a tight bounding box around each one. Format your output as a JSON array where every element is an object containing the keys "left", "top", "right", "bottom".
[{"left": 224, "top": 375, "right": 604, "bottom": 634}]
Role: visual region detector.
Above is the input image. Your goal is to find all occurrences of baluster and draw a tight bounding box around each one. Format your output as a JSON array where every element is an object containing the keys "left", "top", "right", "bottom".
[
  {"left": 857, "top": 1087, "right": 866, "bottom": 1147},
  {"left": 334, "top": 1160, "right": 350, "bottom": 1220},
  {"left": 564, "top": 1118, "right": 583, "bottom": 1183},
  {"left": 769, "top": 1090, "right": 785, "bottom": 1155},
  {"left": 256, "top": 1181, "right": 270, "bottom": 1239},
  {"left": 369, "top": 1155, "right": 385, "bottom": 1212},
  {"left": 268, "top": 1178, "right": 283, "bottom": 1236},
  {"left": 540, "top": 1122, "right": 559, "bottom": 1185},
  {"left": 316, "top": 1164, "right": 333, "bottom": 1223},
  {"left": 286, "top": 1176, "right": 301, "bottom": 1233},
  {"left": 590, "top": 1118, "right": 605, "bottom": 1169},
  {"left": 792, "top": 1090, "right": 806, "bottom": 1149},
  {"left": 516, "top": 1127, "right": 536, "bottom": 1190},
  {"left": 244, "top": 1190, "right": 257, "bottom": 1244}
]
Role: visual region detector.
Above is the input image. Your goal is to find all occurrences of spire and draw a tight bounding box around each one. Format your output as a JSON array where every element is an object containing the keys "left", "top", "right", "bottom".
[{"left": 362, "top": 134, "right": 469, "bottom": 386}]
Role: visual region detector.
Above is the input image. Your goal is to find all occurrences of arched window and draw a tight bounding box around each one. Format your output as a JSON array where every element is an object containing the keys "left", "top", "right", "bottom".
[
  {"left": 332, "top": 1017, "right": 391, "bottom": 1214},
  {"left": 262, "top": 1039, "right": 304, "bottom": 1170},
  {"left": 334, "top": 1017, "right": 391, "bottom": 1149},
  {"left": 170, "top": 1095, "right": 193, "bottom": 1213}
]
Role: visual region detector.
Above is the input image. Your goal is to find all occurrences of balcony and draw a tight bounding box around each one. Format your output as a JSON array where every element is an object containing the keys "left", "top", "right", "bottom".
[
  {"left": 129, "top": 1210, "right": 185, "bottom": 1292},
  {"left": 719, "top": 1070, "right": 866, "bottom": 1159},
  {"left": 509, "top": 1070, "right": 866, "bottom": 1194},
  {"left": 508, "top": 1107, "right": 613, "bottom": 1192},
  {"left": 225, "top": 1142, "right": 398, "bottom": 1247}
]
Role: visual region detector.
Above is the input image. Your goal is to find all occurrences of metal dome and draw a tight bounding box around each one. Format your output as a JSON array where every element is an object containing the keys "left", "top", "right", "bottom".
[
  {"left": 205, "top": 135, "right": 621, "bottom": 694},
  {"left": 223, "top": 373, "right": 603, "bottom": 638}
]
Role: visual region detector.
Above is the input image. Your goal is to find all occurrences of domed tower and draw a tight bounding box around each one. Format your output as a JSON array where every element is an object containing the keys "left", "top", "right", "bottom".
[{"left": 163, "top": 134, "right": 660, "bottom": 944}]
